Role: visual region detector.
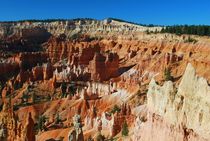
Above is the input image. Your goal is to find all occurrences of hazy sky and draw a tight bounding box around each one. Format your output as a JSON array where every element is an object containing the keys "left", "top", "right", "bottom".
[{"left": 0, "top": 0, "right": 210, "bottom": 25}]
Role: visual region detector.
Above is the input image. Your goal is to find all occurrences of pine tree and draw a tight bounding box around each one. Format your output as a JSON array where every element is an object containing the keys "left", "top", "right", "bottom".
[
  {"left": 38, "top": 115, "right": 46, "bottom": 131},
  {"left": 55, "top": 113, "right": 61, "bottom": 124},
  {"left": 111, "top": 105, "right": 121, "bottom": 114},
  {"left": 164, "top": 68, "right": 173, "bottom": 81},
  {"left": 122, "top": 121, "right": 129, "bottom": 136},
  {"left": 32, "top": 93, "right": 36, "bottom": 104},
  {"left": 159, "top": 25, "right": 210, "bottom": 36},
  {"left": 96, "top": 133, "right": 105, "bottom": 141}
]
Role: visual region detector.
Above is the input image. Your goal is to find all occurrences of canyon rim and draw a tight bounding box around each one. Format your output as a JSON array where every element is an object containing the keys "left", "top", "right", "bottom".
[{"left": 0, "top": 4, "right": 210, "bottom": 141}]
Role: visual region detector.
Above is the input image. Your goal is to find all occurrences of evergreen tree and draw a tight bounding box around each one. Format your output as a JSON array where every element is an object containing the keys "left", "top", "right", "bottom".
[
  {"left": 208, "top": 26, "right": 210, "bottom": 36},
  {"left": 164, "top": 68, "right": 173, "bottom": 81},
  {"left": 160, "top": 25, "right": 210, "bottom": 36},
  {"left": 110, "top": 105, "right": 121, "bottom": 114},
  {"left": 96, "top": 133, "right": 105, "bottom": 141},
  {"left": 22, "top": 92, "right": 29, "bottom": 104},
  {"left": 69, "top": 85, "right": 76, "bottom": 96},
  {"left": 122, "top": 121, "right": 129, "bottom": 136},
  {"left": 38, "top": 115, "right": 46, "bottom": 131},
  {"left": 55, "top": 113, "right": 61, "bottom": 124},
  {"left": 32, "top": 93, "right": 36, "bottom": 104},
  {"left": 61, "top": 82, "right": 67, "bottom": 98}
]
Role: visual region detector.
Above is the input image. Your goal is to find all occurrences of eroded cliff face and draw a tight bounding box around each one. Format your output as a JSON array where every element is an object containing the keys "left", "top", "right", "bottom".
[
  {"left": 134, "top": 64, "right": 210, "bottom": 141},
  {"left": 1, "top": 19, "right": 210, "bottom": 141},
  {"left": 0, "top": 19, "right": 162, "bottom": 38}
]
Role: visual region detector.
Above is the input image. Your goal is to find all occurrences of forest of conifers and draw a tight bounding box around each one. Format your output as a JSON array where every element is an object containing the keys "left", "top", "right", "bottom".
[{"left": 161, "top": 25, "right": 210, "bottom": 36}]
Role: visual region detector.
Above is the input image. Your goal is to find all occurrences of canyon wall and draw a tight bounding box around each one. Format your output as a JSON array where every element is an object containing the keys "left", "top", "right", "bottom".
[
  {"left": 0, "top": 19, "right": 162, "bottom": 38},
  {"left": 1, "top": 19, "right": 210, "bottom": 141}
]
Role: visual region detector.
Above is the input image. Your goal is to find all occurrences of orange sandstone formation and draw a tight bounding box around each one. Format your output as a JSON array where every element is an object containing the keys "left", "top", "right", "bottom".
[{"left": 0, "top": 19, "right": 210, "bottom": 141}]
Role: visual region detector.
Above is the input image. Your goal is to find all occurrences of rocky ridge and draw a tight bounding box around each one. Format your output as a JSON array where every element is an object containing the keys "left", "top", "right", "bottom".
[
  {"left": 133, "top": 63, "right": 210, "bottom": 141},
  {"left": 0, "top": 18, "right": 162, "bottom": 38}
]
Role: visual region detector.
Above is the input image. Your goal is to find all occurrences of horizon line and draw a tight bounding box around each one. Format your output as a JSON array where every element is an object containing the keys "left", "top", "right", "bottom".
[{"left": 0, "top": 17, "right": 210, "bottom": 26}]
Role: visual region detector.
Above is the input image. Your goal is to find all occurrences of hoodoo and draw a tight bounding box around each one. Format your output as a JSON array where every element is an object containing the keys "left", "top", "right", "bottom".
[{"left": 0, "top": 17, "right": 210, "bottom": 141}]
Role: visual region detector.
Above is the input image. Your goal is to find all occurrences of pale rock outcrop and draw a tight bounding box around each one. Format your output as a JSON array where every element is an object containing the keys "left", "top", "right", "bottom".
[
  {"left": 132, "top": 116, "right": 142, "bottom": 141},
  {"left": 0, "top": 19, "right": 162, "bottom": 38},
  {"left": 136, "top": 63, "right": 210, "bottom": 141},
  {"left": 68, "top": 114, "right": 84, "bottom": 141}
]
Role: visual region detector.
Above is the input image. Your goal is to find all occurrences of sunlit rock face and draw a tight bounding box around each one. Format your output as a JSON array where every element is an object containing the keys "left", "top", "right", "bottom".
[
  {"left": 0, "top": 103, "right": 35, "bottom": 141},
  {"left": 1, "top": 18, "right": 210, "bottom": 141},
  {"left": 89, "top": 52, "right": 119, "bottom": 81},
  {"left": 84, "top": 103, "right": 133, "bottom": 137},
  {"left": 45, "top": 35, "right": 120, "bottom": 81},
  {"left": 0, "top": 103, "right": 18, "bottom": 141},
  {"left": 133, "top": 64, "right": 210, "bottom": 141},
  {"left": 0, "top": 19, "right": 162, "bottom": 38}
]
